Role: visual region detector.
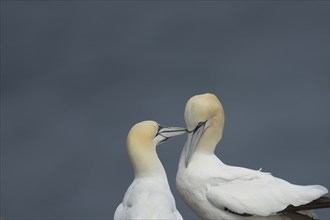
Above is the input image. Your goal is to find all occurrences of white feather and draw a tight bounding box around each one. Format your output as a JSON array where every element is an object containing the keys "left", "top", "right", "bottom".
[
  {"left": 115, "top": 177, "right": 183, "bottom": 220},
  {"left": 206, "top": 167, "right": 327, "bottom": 216}
]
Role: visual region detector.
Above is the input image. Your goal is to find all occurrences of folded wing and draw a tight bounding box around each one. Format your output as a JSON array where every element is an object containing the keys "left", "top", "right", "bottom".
[{"left": 206, "top": 171, "right": 328, "bottom": 216}]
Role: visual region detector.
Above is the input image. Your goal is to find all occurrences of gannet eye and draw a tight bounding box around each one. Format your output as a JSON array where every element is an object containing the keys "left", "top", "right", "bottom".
[
  {"left": 196, "top": 121, "right": 205, "bottom": 129},
  {"left": 156, "top": 124, "right": 163, "bottom": 136},
  {"left": 189, "top": 121, "right": 207, "bottom": 133},
  {"left": 154, "top": 124, "right": 168, "bottom": 145}
]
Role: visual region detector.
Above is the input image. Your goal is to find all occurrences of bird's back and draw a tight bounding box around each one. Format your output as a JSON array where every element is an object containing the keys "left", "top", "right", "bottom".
[{"left": 176, "top": 153, "right": 328, "bottom": 219}]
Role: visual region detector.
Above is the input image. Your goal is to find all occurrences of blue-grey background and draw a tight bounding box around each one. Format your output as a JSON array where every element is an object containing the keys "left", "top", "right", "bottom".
[{"left": 1, "top": 1, "right": 329, "bottom": 219}]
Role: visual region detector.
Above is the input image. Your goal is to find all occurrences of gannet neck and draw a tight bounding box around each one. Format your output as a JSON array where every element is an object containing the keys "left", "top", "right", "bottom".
[
  {"left": 128, "top": 144, "right": 166, "bottom": 178},
  {"left": 126, "top": 121, "right": 166, "bottom": 178},
  {"left": 195, "top": 113, "right": 224, "bottom": 154}
]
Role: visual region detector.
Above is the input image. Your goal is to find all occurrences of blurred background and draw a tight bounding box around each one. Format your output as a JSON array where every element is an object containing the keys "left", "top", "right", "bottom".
[{"left": 1, "top": 1, "right": 329, "bottom": 219}]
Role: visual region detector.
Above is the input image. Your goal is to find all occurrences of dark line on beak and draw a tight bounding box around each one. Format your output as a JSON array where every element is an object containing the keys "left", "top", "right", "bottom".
[
  {"left": 160, "top": 128, "right": 187, "bottom": 133},
  {"left": 159, "top": 138, "right": 168, "bottom": 144},
  {"left": 157, "top": 124, "right": 164, "bottom": 135},
  {"left": 188, "top": 121, "right": 207, "bottom": 134}
]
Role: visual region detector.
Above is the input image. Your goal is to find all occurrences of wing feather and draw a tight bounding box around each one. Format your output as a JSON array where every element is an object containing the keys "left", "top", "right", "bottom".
[{"left": 206, "top": 170, "right": 328, "bottom": 216}]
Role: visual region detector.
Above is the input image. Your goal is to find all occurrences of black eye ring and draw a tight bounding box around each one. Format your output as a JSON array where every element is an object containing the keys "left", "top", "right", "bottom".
[
  {"left": 193, "top": 120, "right": 207, "bottom": 133},
  {"left": 156, "top": 124, "right": 164, "bottom": 137}
]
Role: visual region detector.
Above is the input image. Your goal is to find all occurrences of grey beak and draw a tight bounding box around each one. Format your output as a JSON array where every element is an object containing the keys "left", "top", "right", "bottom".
[
  {"left": 153, "top": 125, "right": 187, "bottom": 145},
  {"left": 185, "top": 121, "right": 206, "bottom": 167},
  {"left": 158, "top": 125, "right": 187, "bottom": 138}
]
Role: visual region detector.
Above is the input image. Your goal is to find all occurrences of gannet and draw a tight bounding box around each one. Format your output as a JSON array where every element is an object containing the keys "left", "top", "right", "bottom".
[
  {"left": 114, "top": 120, "right": 185, "bottom": 220},
  {"left": 176, "top": 93, "right": 330, "bottom": 220}
]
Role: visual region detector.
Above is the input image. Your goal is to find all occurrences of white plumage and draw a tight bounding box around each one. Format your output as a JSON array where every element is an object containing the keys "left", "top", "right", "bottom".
[
  {"left": 114, "top": 121, "right": 184, "bottom": 220},
  {"left": 115, "top": 176, "right": 183, "bottom": 219},
  {"left": 176, "top": 93, "right": 328, "bottom": 220}
]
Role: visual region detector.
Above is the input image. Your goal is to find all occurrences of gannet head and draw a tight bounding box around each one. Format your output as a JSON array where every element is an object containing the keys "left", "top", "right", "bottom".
[
  {"left": 184, "top": 93, "right": 224, "bottom": 167},
  {"left": 127, "top": 120, "right": 186, "bottom": 177}
]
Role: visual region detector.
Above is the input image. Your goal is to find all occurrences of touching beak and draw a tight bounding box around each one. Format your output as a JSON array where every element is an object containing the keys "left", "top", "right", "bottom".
[
  {"left": 185, "top": 121, "right": 206, "bottom": 167},
  {"left": 154, "top": 125, "right": 187, "bottom": 145}
]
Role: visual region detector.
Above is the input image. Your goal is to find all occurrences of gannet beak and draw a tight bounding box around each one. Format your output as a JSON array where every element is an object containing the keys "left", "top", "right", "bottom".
[
  {"left": 153, "top": 125, "right": 187, "bottom": 145},
  {"left": 185, "top": 121, "right": 206, "bottom": 167}
]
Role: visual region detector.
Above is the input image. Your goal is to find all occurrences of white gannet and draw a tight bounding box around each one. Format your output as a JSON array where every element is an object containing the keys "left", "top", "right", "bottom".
[
  {"left": 176, "top": 93, "right": 329, "bottom": 220},
  {"left": 114, "top": 120, "right": 185, "bottom": 220}
]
